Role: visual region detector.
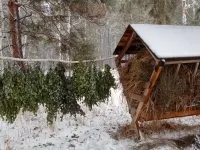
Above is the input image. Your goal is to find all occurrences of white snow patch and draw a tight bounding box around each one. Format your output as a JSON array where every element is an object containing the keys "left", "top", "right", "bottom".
[
  {"left": 131, "top": 24, "right": 200, "bottom": 59},
  {"left": 0, "top": 70, "right": 133, "bottom": 150},
  {"left": 0, "top": 70, "right": 200, "bottom": 149}
]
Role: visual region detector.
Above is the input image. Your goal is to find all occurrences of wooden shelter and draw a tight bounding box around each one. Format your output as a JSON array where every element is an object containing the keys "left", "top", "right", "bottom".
[{"left": 113, "top": 24, "right": 200, "bottom": 135}]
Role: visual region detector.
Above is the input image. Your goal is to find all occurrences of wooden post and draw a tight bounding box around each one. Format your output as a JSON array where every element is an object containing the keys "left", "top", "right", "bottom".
[
  {"left": 175, "top": 63, "right": 181, "bottom": 77},
  {"left": 131, "top": 60, "right": 164, "bottom": 135},
  {"left": 8, "top": 0, "right": 25, "bottom": 70}
]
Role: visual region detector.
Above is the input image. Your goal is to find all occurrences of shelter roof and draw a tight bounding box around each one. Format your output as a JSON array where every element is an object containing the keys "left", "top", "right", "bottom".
[{"left": 114, "top": 24, "right": 200, "bottom": 63}]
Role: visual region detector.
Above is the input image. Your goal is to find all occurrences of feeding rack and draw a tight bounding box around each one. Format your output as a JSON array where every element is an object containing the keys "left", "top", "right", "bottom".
[{"left": 113, "top": 24, "right": 200, "bottom": 135}]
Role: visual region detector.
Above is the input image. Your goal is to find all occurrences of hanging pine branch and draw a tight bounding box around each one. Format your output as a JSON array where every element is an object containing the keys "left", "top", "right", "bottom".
[
  {"left": 73, "top": 63, "right": 116, "bottom": 110},
  {"left": 0, "top": 62, "right": 115, "bottom": 124}
]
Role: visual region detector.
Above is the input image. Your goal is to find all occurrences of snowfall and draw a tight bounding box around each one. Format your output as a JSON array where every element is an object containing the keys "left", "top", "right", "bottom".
[{"left": 1, "top": 70, "right": 200, "bottom": 150}]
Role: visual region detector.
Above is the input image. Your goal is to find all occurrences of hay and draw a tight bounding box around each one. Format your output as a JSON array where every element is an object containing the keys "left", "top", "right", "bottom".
[
  {"left": 118, "top": 51, "right": 200, "bottom": 120},
  {"left": 118, "top": 51, "right": 154, "bottom": 112},
  {"left": 146, "top": 66, "right": 189, "bottom": 117}
]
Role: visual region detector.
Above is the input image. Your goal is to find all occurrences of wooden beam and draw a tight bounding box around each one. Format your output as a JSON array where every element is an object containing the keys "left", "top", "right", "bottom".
[
  {"left": 132, "top": 42, "right": 143, "bottom": 46},
  {"left": 165, "top": 59, "right": 200, "bottom": 65},
  {"left": 118, "top": 42, "right": 126, "bottom": 46},
  {"left": 121, "top": 36, "right": 130, "bottom": 42},
  {"left": 132, "top": 94, "right": 144, "bottom": 102},
  {"left": 131, "top": 60, "right": 164, "bottom": 134},
  {"left": 175, "top": 63, "right": 181, "bottom": 77},
  {"left": 141, "top": 109, "right": 200, "bottom": 121},
  {"left": 193, "top": 62, "right": 199, "bottom": 80},
  {"left": 117, "top": 32, "right": 136, "bottom": 61},
  {"left": 144, "top": 82, "right": 150, "bottom": 89},
  {"left": 123, "top": 32, "right": 132, "bottom": 37}
]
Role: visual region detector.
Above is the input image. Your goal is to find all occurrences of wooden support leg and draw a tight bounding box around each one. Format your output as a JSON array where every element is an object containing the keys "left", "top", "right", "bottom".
[{"left": 131, "top": 60, "right": 164, "bottom": 137}]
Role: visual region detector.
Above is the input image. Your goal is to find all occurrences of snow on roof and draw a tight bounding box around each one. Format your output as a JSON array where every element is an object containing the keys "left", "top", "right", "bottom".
[{"left": 130, "top": 24, "right": 200, "bottom": 59}]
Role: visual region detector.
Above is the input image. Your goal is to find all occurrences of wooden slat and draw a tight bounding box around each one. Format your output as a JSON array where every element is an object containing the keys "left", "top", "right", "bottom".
[
  {"left": 123, "top": 32, "right": 132, "bottom": 36},
  {"left": 132, "top": 41, "right": 143, "bottom": 46},
  {"left": 121, "top": 36, "right": 130, "bottom": 41},
  {"left": 175, "top": 63, "right": 181, "bottom": 77},
  {"left": 118, "top": 42, "right": 126, "bottom": 46},
  {"left": 165, "top": 59, "right": 200, "bottom": 65},
  {"left": 132, "top": 94, "right": 144, "bottom": 102},
  {"left": 131, "top": 61, "right": 164, "bottom": 134},
  {"left": 141, "top": 109, "right": 200, "bottom": 121},
  {"left": 144, "top": 82, "right": 150, "bottom": 89},
  {"left": 193, "top": 62, "right": 199, "bottom": 80},
  {"left": 117, "top": 32, "right": 136, "bottom": 61}
]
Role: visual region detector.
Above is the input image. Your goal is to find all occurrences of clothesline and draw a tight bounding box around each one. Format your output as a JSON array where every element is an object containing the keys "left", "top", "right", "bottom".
[{"left": 0, "top": 56, "right": 117, "bottom": 64}]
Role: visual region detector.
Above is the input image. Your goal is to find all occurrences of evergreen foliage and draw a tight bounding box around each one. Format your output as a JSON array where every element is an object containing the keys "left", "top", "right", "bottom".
[
  {"left": 73, "top": 63, "right": 115, "bottom": 110},
  {"left": 0, "top": 63, "right": 115, "bottom": 124}
]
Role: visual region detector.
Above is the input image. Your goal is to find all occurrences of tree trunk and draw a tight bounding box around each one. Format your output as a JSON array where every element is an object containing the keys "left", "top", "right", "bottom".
[
  {"left": 58, "top": 22, "right": 62, "bottom": 60},
  {"left": 192, "top": 0, "right": 196, "bottom": 20},
  {"left": 0, "top": 0, "right": 4, "bottom": 72},
  {"left": 22, "top": 35, "right": 27, "bottom": 58},
  {"left": 8, "top": 0, "right": 25, "bottom": 70},
  {"left": 182, "top": 0, "right": 187, "bottom": 25},
  {"left": 65, "top": 7, "right": 71, "bottom": 61},
  {"left": 18, "top": 0, "right": 27, "bottom": 59}
]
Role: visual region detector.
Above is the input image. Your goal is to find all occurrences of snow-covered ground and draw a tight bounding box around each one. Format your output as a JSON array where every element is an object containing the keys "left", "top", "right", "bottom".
[{"left": 1, "top": 70, "right": 200, "bottom": 150}]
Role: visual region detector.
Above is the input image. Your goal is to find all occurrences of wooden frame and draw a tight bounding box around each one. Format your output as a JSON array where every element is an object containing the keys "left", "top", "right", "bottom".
[
  {"left": 132, "top": 60, "right": 200, "bottom": 137},
  {"left": 116, "top": 48, "right": 200, "bottom": 138},
  {"left": 116, "top": 31, "right": 136, "bottom": 67},
  {"left": 114, "top": 25, "right": 200, "bottom": 139},
  {"left": 118, "top": 32, "right": 136, "bottom": 60},
  {"left": 141, "top": 109, "right": 200, "bottom": 121},
  {"left": 165, "top": 59, "right": 200, "bottom": 65},
  {"left": 130, "top": 60, "right": 164, "bottom": 134},
  {"left": 116, "top": 54, "right": 200, "bottom": 138}
]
